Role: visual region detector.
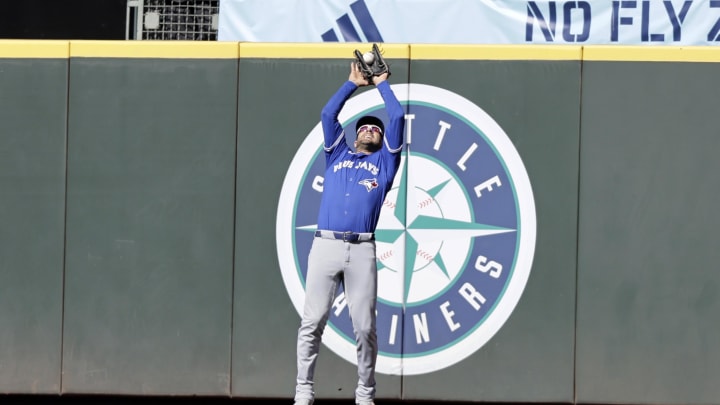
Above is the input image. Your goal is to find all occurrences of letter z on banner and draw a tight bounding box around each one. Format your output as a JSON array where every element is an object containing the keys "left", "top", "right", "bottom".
[{"left": 277, "top": 84, "right": 536, "bottom": 375}]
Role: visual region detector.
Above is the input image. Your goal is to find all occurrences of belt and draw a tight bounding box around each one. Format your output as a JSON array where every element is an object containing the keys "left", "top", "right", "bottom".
[{"left": 314, "top": 230, "right": 375, "bottom": 242}]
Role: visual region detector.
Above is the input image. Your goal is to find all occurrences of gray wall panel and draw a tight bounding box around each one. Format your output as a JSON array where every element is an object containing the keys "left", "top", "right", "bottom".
[
  {"left": 401, "top": 58, "right": 580, "bottom": 403},
  {"left": 0, "top": 57, "right": 67, "bottom": 394},
  {"left": 576, "top": 60, "right": 720, "bottom": 405},
  {"left": 62, "top": 57, "right": 237, "bottom": 395},
  {"left": 231, "top": 55, "right": 409, "bottom": 400}
]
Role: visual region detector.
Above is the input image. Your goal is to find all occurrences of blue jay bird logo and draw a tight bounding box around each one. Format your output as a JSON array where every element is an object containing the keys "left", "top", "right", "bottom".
[{"left": 359, "top": 178, "right": 379, "bottom": 191}]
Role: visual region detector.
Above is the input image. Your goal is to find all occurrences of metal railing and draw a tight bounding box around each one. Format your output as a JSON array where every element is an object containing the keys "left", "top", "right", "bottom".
[{"left": 126, "top": 0, "right": 219, "bottom": 40}]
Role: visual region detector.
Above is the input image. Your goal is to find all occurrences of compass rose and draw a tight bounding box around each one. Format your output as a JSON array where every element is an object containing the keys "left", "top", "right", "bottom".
[{"left": 374, "top": 152, "right": 515, "bottom": 306}]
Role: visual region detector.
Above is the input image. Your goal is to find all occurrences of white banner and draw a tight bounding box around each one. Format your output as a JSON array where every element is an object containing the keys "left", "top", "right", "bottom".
[{"left": 218, "top": 0, "right": 720, "bottom": 45}]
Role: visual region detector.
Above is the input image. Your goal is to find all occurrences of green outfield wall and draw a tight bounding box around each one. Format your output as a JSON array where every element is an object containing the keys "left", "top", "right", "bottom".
[{"left": 0, "top": 41, "right": 718, "bottom": 405}]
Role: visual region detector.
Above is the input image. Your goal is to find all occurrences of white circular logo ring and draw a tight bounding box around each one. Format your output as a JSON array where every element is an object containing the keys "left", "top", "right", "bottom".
[{"left": 277, "top": 83, "right": 536, "bottom": 375}]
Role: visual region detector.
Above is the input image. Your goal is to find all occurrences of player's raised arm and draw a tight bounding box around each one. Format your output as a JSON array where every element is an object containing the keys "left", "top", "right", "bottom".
[
  {"left": 374, "top": 75, "right": 404, "bottom": 153},
  {"left": 320, "top": 63, "right": 369, "bottom": 151}
]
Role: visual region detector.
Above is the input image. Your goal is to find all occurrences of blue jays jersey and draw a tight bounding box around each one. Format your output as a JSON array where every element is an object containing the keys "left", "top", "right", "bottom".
[{"left": 316, "top": 80, "right": 405, "bottom": 234}]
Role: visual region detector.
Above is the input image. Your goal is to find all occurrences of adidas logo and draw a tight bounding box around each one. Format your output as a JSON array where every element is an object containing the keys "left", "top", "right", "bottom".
[{"left": 322, "top": 0, "right": 384, "bottom": 42}]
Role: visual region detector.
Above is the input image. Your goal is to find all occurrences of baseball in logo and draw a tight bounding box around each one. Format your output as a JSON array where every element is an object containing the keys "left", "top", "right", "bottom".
[{"left": 276, "top": 84, "right": 536, "bottom": 375}]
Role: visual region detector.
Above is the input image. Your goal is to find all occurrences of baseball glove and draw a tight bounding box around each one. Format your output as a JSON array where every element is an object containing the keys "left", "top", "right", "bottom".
[{"left": 354, "top": 43, "right": 391, "bottom": 83}]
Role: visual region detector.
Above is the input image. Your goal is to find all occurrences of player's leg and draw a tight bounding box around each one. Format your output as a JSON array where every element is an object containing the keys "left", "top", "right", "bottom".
[
  {"left": 343, "top": 240, "right": 378, "bottom": 403},
  {"left": 295, "top": 238, "right": 344, "bottom": 402}
]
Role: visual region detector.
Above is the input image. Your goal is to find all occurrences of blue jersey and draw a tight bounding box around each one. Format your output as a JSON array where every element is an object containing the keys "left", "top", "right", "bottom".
[{"left": 316, "top": 81, "right": 405, "bottom": 234}]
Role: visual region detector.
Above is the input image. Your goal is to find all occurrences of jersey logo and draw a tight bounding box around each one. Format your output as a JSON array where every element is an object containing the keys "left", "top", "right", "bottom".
[
  {"left": 277, "top": 84, "right": 536, "bottom": 376},
  {"left": 359, "top": 178, "right": 379, "bottom": 191}
]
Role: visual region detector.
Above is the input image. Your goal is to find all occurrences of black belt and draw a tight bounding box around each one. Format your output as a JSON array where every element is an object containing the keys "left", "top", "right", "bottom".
[{"left": 314, "top": 230, "right": 375, "bottom": 242}]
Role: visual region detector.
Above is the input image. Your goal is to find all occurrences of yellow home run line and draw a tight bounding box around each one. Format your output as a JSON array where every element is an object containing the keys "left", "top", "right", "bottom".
[
  {"left": 409, "top": 44, "right": 582, "bottom": 60},
  {"left": 69, "top": 40, "right": 239, "bottom": 58},
  {"left": 239, "top": 42, "right": 410, "bottom": 59},
  {"left": 0, "top": 40, "right": 69, "bottom": 58},
  {"left": 583, "top": 46, "right": 720, "bottom": 62},
  {"left": 2, "top": 40, "right": 720, "bottom": 62}
]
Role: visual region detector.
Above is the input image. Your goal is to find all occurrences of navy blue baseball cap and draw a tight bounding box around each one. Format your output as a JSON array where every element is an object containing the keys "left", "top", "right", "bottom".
[{"left": 355, "top": 116, "right": 384, "bottom": 137}]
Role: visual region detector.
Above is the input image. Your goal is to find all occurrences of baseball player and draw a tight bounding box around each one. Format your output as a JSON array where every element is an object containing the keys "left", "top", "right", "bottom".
[{"left": 293, "top": 61, "right": 405, "bottom": 405}]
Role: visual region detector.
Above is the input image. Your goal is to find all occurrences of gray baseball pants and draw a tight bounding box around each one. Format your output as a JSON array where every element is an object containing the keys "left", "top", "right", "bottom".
[{"left": 294, "top": 236, "right": 378, "bottom": 403}]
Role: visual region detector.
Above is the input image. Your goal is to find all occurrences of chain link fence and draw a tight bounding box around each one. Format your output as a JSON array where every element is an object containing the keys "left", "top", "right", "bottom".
[{"left": 126, "top": 0, "right": 219, "bottom": 40}]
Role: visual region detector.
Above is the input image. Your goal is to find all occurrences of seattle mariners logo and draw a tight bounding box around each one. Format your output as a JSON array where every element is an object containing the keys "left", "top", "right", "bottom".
[{"left": 277, "top": 84, "right": 536, "bottom": 375}]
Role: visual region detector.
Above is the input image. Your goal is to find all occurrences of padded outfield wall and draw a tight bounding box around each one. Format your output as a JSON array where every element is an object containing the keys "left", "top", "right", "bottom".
[{"left": 0, "top": 41, "right": 718, "bottom": 405}]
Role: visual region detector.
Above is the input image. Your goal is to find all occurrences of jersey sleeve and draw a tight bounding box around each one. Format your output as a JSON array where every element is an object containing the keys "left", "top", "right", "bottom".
[
  {"left": 376, "top": 81, "right": 405, "bottom": 153},
  {"left": 320, "top": 80, "right": 358, "bottom": 153}
]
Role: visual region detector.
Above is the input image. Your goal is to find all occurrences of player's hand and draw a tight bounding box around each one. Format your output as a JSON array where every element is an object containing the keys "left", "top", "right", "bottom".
[
  {"left": 372, "top": 72, "right": 389, "bottom": 86},
  {"left": 349, "top": 62, "right": 370, "bottom": 87}
]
